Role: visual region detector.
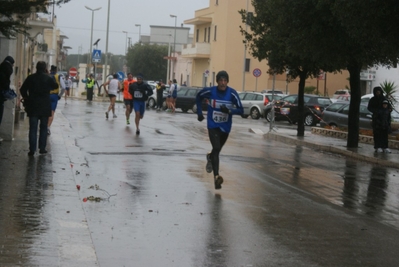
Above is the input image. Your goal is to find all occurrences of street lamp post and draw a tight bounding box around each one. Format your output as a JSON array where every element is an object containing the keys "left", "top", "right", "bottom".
[
  {"left": 122, "top": 31, "right": 128, "bottom": 54},
  {"left": 103, "top": 0, "right": 111, "bottom": 101},
  {"left": 85, "top": 6, "right": 101, "bottom": 74},
  {"left": 170, "top": 14, "right": 177, "bottom": 80},
  {"left": 135, "top": 24, "right": 141, "bottom": 44}
]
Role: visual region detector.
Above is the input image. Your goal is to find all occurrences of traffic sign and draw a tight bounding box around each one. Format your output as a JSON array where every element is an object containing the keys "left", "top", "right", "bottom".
[
  {"left": 69, "top": 67, "right": 77, "bottom": 77},
  {"left": 117, "top": 71, "right": 125, "bottom": 82},
  {"left": 253, "top": 68, "right": 262, "bottom": 77},
  {"left": 92, "top": 49, "right": 102, "bottom": 63}
]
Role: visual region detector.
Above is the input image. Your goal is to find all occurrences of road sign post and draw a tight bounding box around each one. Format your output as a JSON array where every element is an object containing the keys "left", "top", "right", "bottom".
[
  {"left": 253, "top": 68, "right": 262, "bottom": 91},
  {"left": 69, "top": 67, "right": 77, "bottom": 77}
]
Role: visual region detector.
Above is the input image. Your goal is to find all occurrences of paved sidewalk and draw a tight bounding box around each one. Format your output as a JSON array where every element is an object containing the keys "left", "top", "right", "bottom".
[{"left": 264, "top": 127, "right": 399, "bottom": 169}]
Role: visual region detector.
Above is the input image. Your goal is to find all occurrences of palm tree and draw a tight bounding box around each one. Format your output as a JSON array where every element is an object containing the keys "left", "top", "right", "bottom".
[{"left": 380, "top": 80, "right": 397, "bottom": 106}]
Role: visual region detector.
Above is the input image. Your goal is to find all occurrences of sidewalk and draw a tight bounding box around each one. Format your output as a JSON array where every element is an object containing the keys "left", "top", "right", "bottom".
[{"left": 264, "top": 127, "right": 399, "bottom": 169}]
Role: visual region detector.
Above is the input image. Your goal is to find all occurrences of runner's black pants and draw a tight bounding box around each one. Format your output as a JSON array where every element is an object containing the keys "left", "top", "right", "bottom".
[{"left": 208, "top": 128, "right": 229, "bottom": 176}]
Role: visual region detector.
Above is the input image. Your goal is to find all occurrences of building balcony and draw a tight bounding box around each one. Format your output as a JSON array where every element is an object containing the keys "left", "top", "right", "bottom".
[{"left": 181, "top": 42, "right": 210, "bottom": 59}]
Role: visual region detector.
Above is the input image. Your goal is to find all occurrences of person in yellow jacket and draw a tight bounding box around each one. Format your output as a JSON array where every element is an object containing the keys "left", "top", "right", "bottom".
[{"left": 82, "top": 73, "right": 95, "bottom": 101}]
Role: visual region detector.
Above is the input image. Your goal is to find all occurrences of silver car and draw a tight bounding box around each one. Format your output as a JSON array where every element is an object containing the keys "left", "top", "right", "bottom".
[
  {"left": 320, "top": 101, "right": 373, "bottom": 129},
  {"left": 239, "top": 92, "right": 282, "bottom": 119}
]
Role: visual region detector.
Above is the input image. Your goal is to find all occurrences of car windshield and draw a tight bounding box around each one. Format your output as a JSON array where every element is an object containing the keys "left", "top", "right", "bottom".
[{"left": 317, "top": 98, "right": 333, "bottom": 106}]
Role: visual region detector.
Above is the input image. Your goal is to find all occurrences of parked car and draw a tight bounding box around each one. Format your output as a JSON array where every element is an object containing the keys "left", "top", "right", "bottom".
[
  {"left": 261, "top": 89, "right": 286, "bottom": 97},
  {"left": 239, "top": 92, "right": 282, "bottom": 119},
  {"left": 162, "top": 86, "right": 207, "bottom": 113},
  {"left": 320, "top": 101, "right": 373, "bottom": 129},
  {"left": 264, "top": 94, "right": 332, "bottom": 126},
  {"left": 333, "top": 89, "right": 350, "bottom": 99}
]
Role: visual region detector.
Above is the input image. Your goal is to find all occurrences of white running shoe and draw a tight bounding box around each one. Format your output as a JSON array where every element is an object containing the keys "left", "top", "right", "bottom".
[
  {"left": 384, "top": 148, "right": 391, "bottom": 153},
  {"left": 113, "top": 114, "right": 117, "bottom": 118},
  {"left": 377, "top": 148, "right": 383, "bottom": 153}
]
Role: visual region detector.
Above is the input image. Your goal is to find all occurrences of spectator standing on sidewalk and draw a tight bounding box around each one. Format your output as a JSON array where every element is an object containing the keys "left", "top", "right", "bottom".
[
  {"left": 20, "top": 61, "right": 58, "bottom": 155},
  {"left": 103, "top": 73, "right": 121, "bottom": 119},
  {"left": 368, "top": 86, "right": 389, "bottom": 152},
  {"left": 169, "top": 79, "right": 179, "bottom": 113},
  {"left": 373, "top": 100, "right": 392, "bottom": 153},
  {"left": 0, "top": 56, "right": 14, "bottom": 142},
  {"left": 123, "top": 73, "right": 136, "bottom": 124},
  {"left": 156, "top": 79, "right": 165, "bottom": 111},
  {"left": 196, "top": 70, "right": 244, "bottom": 189},
  {"left": 82, "top": 73, "right": 95, "bottom": 101},
  {"left": 129, "top": 74, "right": 153, "bottom": 135}
]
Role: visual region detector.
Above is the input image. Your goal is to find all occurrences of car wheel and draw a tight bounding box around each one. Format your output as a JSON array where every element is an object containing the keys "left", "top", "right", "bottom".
[
  {"left": 329, "top": 123, "right": 338, "bottom": 129},
  {"left": 265, "top": 110, "right": 272, "bottom": 122},
  {"left": 148, "top": 98, "right": 156, "bottom": 108},
  {"left": 304, "top": 114, "right": 315, "bottom": 126},
  {"left": 241, "top": 115, "right": 249, "bottom": 118},
  {"left": 181, "top": 108, "right": 188, "bottom": 113},
  {"left": 250, "top": 108, "right": 261, "bottom": 120},
  {"left": 192, "top": 104, "right": 197, "bottom": 113}
]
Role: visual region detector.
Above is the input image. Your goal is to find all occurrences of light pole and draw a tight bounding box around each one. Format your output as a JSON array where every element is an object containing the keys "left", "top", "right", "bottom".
[
  {"left": 135, "top": 24, "right": 141, "bottom": 44},
  {"left": 85, "top": 6, "right": 101, "bottom": 74},
  {"left": 170, "top": 14, "right": 177, "bottom": 80},
  {"left": 103, "top": 0, "right": 110, "bottom": 101},
  {"left": 122, "top": 31, "right": 128, "bottom": 54}
]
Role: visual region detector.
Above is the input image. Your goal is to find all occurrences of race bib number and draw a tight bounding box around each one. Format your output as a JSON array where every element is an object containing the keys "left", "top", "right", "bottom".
[
  {"left": 213, "top": 111, "right": 228, "bottom": 123},
  {"left": 134, "top": 91, "right": 143, "bottom": 98}
]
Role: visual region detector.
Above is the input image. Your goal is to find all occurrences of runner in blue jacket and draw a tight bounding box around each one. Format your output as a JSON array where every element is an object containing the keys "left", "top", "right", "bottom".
[{"left": 196, "top": 70, "right": 243, "bottom": 189}]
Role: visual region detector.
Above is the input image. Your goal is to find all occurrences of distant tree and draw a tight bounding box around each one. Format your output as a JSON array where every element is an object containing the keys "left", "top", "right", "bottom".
[
  {"left": 241, "top": 0, "right": 399, "bottom": 147},
  {"left": 126, "top": 43, "right": 168, "bottom": 81},
  {"left": 0, "top": 0, "right": 71, "bottom": 38},
  {"left": 240, "top": 0, "right": 344, "bottom": 136},
  {"left": 304, "top": 86, "right": 316, "bottom": 95}
]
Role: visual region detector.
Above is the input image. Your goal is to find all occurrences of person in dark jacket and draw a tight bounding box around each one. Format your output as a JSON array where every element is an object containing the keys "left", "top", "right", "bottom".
[
  {"left": 374, "top": 100, "right": 392, "bottom": 153},
  {"left": 367, "top": 86, "right": 389, "bottom": 152},
  {"left": 128, "top": 74, "right": 153, "bottom": 135},
  {"left": 20, "top": 61, "right": 58, "bottom": 156},
  {"left": 0, "top": 56, "right": 14, "bottom": 136}
]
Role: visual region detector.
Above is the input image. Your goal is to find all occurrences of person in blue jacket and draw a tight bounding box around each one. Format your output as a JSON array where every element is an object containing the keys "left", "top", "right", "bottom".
[{"left": 196, "top": 70, "right": 243, "bottom": 189}]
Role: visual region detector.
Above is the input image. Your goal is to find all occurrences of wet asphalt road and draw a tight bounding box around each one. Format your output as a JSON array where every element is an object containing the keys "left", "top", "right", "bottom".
[{"left": 1, "top": 99, "right": 399, "bottom": 267}]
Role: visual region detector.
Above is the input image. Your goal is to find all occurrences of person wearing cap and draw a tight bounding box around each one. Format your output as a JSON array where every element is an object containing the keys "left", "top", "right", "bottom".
[
  {"left": 373, "top": 99, "right": 392, "bottom": 153},
  {"left": 368, "top": 86, "right": 390, "bottom": 152},
  {"left": 195, "top": 70, "right": 244, "bottom": 189},
  {"left": 20, "top": 61, "right": 58, "bottom": 155},
  {"left": 128, "top": 74, "right": 153, "bottom": 135},
  {"left": 0, "top": 56, "right": 15, "bottom": 141}
]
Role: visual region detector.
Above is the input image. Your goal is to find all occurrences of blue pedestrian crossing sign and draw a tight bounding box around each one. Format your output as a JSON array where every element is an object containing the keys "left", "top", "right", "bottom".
[{"left": 92, "top": 49, "right": 102, "bottom": 63}]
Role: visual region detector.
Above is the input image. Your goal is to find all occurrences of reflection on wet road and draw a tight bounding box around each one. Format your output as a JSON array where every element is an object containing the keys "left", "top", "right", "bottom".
[{"left": 1, "top": 99, "right": 399, "bottom": 266}]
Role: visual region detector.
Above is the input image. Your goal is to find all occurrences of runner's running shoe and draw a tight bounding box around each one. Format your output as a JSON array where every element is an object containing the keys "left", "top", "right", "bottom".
[
  {"left": 105, "top": 112, "right": 109, "bottom": 119},
  {"left": 214, "top": 175, "right": 223, "bottom": 190},
  {"left": 127, "top": 119, "right": 130, "bottom": 125}
]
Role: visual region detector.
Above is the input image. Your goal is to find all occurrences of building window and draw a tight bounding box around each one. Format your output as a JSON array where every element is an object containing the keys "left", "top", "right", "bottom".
[
  {"left": 214, "top": 25, "right": 217, "bottom": 41},
  {"left": 196, "top": 29, "right": 199, "bottom": 42},
  {"left": 208, "top": 27, "right": 211, "bottom": 42},
  {"left": 245, "top": 58, "right": 250, "bottom": 72},
  {"left": 204, "top": 28, "right": 207, "bottom": 42}
]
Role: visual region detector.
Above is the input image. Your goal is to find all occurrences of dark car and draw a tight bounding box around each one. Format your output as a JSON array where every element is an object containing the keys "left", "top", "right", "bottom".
[
  {"left": 264, "top": 94, "right": 332, "bottom": 126},
  {"left": 320, "top": 101, "right": 373, "bottom": 129},
  {"left": 162, "top": 87, "right": 208, "bottom": 113}
]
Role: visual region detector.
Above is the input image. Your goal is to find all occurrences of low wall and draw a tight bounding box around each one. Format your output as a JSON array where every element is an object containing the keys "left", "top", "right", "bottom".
[{"left": 311, "top": 127, "right": 399, "bottom": 149}]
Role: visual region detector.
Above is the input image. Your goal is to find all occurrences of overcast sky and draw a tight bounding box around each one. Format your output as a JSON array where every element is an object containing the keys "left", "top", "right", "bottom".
[{"left": 53, "top": 0, "right": 209, "bottom": 55}]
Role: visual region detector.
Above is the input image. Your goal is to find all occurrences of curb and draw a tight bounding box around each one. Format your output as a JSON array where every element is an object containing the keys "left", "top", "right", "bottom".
[{"left": 264, "top": 132, "right": 399, "bottom": 169}]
